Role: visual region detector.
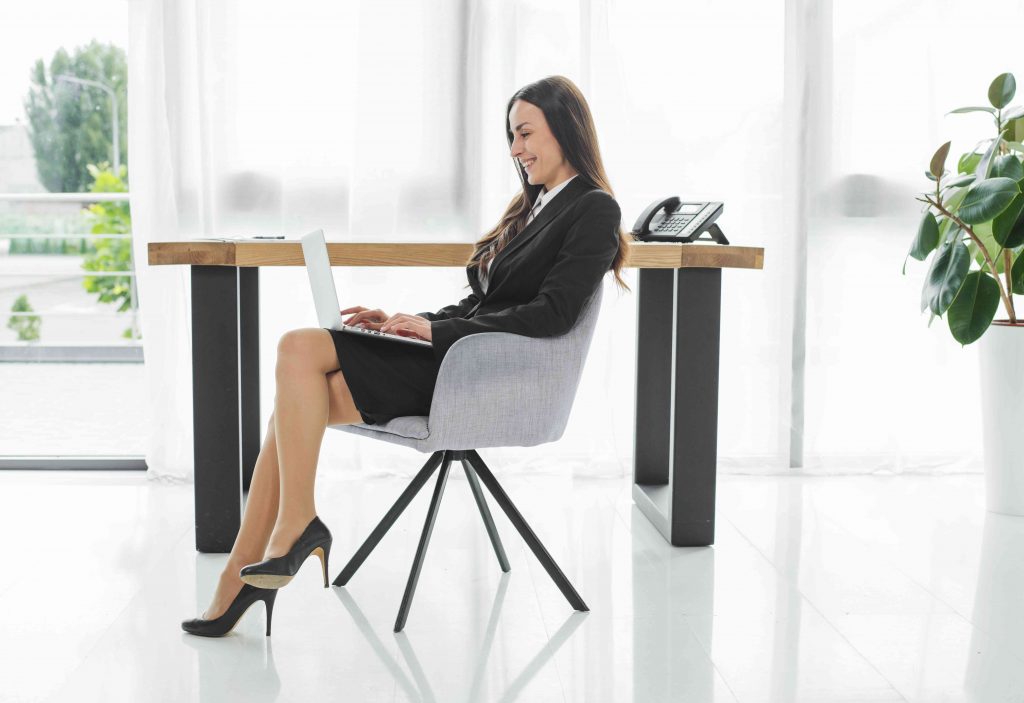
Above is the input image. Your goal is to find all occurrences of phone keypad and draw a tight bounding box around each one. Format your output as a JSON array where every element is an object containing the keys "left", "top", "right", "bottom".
[{"left": 655, "top": 214, "right": 693, "bottom": 232}]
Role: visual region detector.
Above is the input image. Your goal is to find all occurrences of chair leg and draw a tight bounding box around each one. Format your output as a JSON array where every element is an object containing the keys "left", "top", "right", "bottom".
[
  {"left": 461, "top": 459, "right": 511, "bottom": 573},
  {"left": 333, "top": 450, "right": 446, "bottom": 587},
  {"left": 465, "top": 450, "right": 589, "bottom": 612},
  {"left": 395, "top": 451, "right": 454, "bottom": 632}
]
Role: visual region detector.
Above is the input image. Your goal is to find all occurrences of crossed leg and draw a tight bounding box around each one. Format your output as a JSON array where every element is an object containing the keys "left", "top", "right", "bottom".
[{"left": 200, "top": 328, "right": 362, "bottom": 619}]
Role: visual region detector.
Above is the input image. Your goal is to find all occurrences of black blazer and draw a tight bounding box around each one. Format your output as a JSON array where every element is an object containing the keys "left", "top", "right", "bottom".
[{"left": 417, "top": 175, "right": 621, "bottom": 362}]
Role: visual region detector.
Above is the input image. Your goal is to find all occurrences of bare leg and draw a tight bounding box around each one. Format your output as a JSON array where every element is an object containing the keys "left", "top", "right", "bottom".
[
  {"left": 263, "top": 330, "right": 360, "bottom": 559},
  {"left": 198, "top": 329, "right": 360, "bottom": 618},
  {"left": 201, "top": 413, "right": 280, "bottom": 619}
]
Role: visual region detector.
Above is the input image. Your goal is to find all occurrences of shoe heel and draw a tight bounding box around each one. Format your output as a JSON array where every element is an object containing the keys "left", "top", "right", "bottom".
[
  {"left": 314, "top": 541, "right": 331, "bottom": 588},
  {"left": 263, "top": 591, "right": 277, "bottom": 637}
]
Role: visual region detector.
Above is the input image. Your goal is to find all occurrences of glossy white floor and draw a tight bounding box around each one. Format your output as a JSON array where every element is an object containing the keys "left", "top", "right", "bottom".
[{"left": 1, "top": 467, "right": 1022, "bottom": 703}]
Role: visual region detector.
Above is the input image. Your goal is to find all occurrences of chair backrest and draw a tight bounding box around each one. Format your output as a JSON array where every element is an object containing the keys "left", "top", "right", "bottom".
[{"left": 424, "top": 284, "right": 605, "bottom": 449}]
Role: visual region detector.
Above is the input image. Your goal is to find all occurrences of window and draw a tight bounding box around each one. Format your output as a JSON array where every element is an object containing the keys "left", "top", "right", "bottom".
[{"left": 0, "top": 1, "right": 145, "bottom": 468}]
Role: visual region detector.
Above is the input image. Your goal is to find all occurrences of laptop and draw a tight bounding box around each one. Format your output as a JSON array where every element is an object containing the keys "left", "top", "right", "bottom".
[{"left": 300, "top": 229, "right": 433, "bottom": 348}]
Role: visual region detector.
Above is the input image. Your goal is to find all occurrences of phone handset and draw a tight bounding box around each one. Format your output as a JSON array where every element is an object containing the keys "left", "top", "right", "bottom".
[
  {"left": 632, "top": 196, "right": 681, "bottom": 237},
  {"left": 631, "top": 196, "right": 729, "bottom": 244}
]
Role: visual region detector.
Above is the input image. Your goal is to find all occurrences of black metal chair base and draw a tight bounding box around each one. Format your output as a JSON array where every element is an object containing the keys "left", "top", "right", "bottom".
[{"left": 333, "top": 449, "right": 588, "bottom": 631}]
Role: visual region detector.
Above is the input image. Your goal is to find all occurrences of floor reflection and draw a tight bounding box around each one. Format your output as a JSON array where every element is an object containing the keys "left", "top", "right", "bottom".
[
  {"left": 630, "top": 508, "right": 717, "bottom": 701},
  {"left": 187, "top": 555, "right": 282, "bottom": 702},
  {"left": 966, "top": 511, "right": 1024, "bottom": 698},
  {"left": 628, "top": 479, "right": 807, "bottom": 702},
  {"left": 769, "top": 479, "right": 804, "bottom": 702},
  {"left": 335, "top": 574, "right": 586, "bottom": 703},
  {"left": 181, "top": 630, "right": 282, "bottom": 702},
  {"left": 18, "top": 470, "right": 1024, "bottom": 702}
]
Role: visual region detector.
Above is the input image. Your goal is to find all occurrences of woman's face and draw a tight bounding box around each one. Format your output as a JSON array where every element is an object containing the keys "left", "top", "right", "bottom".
[{"left": 508, "top": 99, "right": 576, "bottom": 191}]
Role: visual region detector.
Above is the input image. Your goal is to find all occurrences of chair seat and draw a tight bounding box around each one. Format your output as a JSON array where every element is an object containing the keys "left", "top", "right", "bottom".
[{"left": 336, "top": 415, "right": 430, "bottom": 440}]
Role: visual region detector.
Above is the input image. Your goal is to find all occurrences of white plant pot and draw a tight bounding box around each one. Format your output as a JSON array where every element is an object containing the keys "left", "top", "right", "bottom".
[{"left": 978, "top": 320, "right": 1024, "bottom": 516}]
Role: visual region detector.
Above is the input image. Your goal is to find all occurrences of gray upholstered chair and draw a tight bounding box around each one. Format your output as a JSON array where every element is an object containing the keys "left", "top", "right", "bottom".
[{"left": 329, "top": 286, "right": 603, "bottom": 631}]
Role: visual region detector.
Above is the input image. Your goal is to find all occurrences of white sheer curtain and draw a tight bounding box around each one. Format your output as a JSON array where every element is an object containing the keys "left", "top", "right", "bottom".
[
  {"left": 798, "top": 0, "right": 1024, "bottom": 473},
  {"left": 129, "top": 0, "right": 1021, "bottom": 482}
]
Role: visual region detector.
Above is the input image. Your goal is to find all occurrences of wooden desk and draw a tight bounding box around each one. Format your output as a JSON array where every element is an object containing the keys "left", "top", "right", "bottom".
[{"left": 149, "top": 240, "right": 764, "bottom": 551}]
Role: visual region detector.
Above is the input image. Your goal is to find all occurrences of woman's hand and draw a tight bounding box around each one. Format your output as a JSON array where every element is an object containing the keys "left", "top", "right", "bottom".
[
  {"left": 340, "top": 306, "right": 388, "bottom": 330},
  {"left": 380, "top": 313, "right": 432, "bottom": 342}
]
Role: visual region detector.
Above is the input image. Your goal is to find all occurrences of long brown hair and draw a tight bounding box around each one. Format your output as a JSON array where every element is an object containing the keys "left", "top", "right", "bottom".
[{"left": 468, "top": 75, "right": 631, "bottom": 292}]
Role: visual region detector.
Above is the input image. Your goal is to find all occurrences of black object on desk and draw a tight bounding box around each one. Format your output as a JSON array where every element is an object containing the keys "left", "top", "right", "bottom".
[{"left": 631, "top": 196, "right": 729, "bottom": 244}]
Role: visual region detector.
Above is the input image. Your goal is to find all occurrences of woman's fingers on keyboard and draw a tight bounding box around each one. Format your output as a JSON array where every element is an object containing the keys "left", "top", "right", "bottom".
[
  {"left": 340, "top": 306, "right": 366, "bottom": 325},
  {"left": 343, "top": 308, "right": 387, "bottom": 328}
]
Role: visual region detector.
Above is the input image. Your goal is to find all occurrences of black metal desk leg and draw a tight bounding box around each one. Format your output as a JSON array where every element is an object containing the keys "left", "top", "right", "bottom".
[
  {"left": 191, "top": 265, "right": 242, "bottom": 553},
  {"left": 239, "top": 267, "right": 260, "bottom": 493},
  {"left": 633, "top": 267, "right": 722, "bottom": 547}
]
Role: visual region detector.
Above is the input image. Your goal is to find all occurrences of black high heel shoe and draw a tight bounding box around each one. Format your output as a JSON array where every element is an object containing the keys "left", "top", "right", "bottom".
[
  {"left": 239, "top": 515, "right": 333, "bottom": 590},
  {"left": 181, "top": 583, "right": 277, "bottom": 637}
]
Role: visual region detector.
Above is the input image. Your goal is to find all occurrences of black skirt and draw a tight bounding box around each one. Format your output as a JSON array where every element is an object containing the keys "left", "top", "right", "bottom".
[{"left": 326, "top": 327, "right": 443, "bottom": 426}]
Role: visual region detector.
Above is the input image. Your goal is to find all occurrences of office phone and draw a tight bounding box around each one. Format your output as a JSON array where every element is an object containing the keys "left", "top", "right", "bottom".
[{"left": 631, "top": 197, "right": 729, "bottom": 244}]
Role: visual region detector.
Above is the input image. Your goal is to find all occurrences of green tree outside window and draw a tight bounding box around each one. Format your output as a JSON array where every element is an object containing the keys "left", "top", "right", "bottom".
[{"left": 23, "top": 40, "right": 127, "bottom": 193}]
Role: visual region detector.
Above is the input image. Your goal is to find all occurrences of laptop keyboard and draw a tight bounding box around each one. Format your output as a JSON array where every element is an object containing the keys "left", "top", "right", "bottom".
[{"left": 342, "top": 323, "right": 432, "bottom": 346}]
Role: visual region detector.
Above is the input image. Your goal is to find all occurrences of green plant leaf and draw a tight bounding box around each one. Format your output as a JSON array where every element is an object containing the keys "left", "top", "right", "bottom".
[
  {"left": 944, "top": 174, "right": 976, "bottom": 189},
  {"left": 922, "top": 240, "right": 971, "bottom": 314},
  {"left": 959, "top": 152, "right": 983, "bottom": 174},
  {"left": 930, "top": 141, "right": 951, "bottom": 179},
  {"left": 947, "top": 271, "right": 1001, "bottom": 344},
  {"left": 992, "top": 154, "right": 1024, "bottom": 180},
  {"left": 958, "top": 177, "right": 1019, "bottom": 224},
  {"left": 1007, "top": 117, "right": 1024, "bottom": 143},
  {"left": 910, "top": 211, "right": 941, "bottom": 260},
  {"left": 975, "top": 134, "right": 1006, "bottom": 180},
  {"left": 993, "top": 194, "right": 1024, "bottom": 246},
  {"left": 938, "top": 214, "right": 954, "bottom": 239},
  {"left": 1007, "top": 141, "right": 1024, "bottom": 153},
  {"left": 1012, "top": 249, "right": 1024, "bottom": 294},
  {"left": 948, "top": 106, "right": 997, "bottom": 115},
  {"left": 945, "top": 186, "right": 970, "bottom": 213},
  {"left": 925, "top": 170, "right": 937, "bottom": 182},
  {"left": 1003, "top": 186, "right": 1024, "bottom": 248},
  {"left": 967, "top": 241, "right": 997, "bottom": 273},
  {"left": 971, "top": 221, "right": 1005, "bottom": 272},
  {"left": 989, "top": 73, "right": 1017, "bottom": 109},
  {"left": 939, "top": 196, "right": 966, "bottom": 243},
  {"left": 1004, "top": 106, "right": 1024, "bottom": 121},
  {"left": 1005, "top": 212, "right": 1024, "bottom": 249}
]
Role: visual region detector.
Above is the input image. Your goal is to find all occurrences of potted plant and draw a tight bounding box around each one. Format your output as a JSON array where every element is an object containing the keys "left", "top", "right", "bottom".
[{"left": 906, "top": 72, "right": 1024, "bottom": 515}]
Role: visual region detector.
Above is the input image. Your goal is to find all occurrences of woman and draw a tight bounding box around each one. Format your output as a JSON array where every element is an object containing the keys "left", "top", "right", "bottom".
[{"left": 181, "top": 74, "right": 631, "bottom": 637}]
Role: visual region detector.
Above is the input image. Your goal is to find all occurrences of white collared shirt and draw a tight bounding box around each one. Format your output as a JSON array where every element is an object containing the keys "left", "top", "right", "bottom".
[
  {"left": 526, "top": 173, "right": 578, "bottom": 225},
  {"left": 480, "top": 174, "right": 578, "bottom": 293}
]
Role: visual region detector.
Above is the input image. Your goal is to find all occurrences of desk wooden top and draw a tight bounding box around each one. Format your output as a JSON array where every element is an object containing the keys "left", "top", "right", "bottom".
[{"left": 148, "top": 240, "right": 764, "bottom": 270}]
